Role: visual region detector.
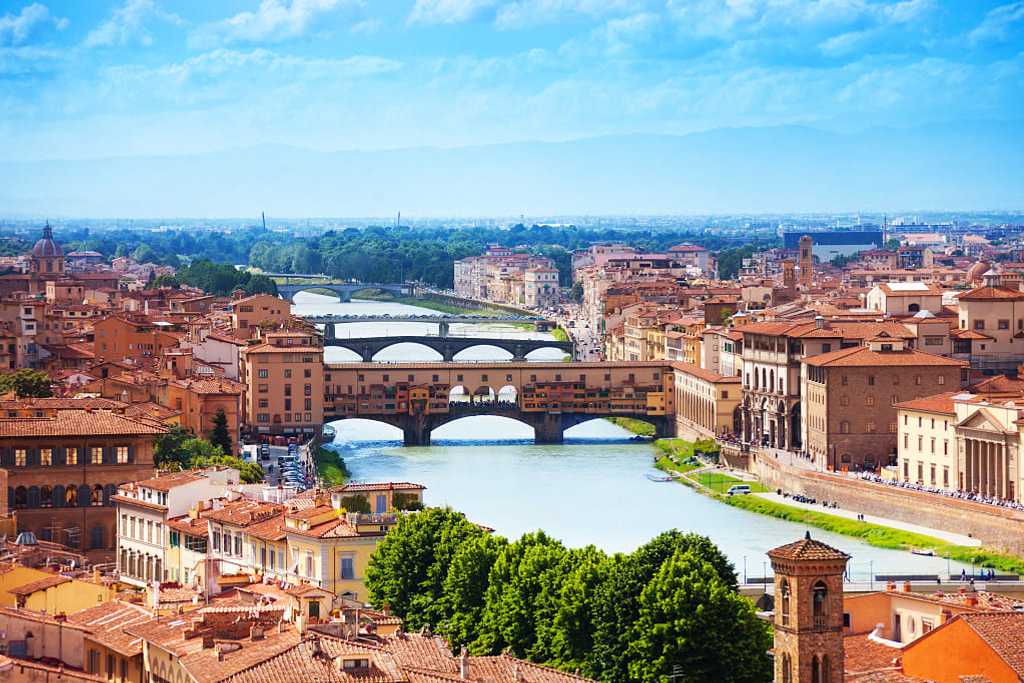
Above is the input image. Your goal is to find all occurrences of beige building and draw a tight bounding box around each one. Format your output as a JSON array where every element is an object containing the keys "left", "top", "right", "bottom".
[
  {"left": 670, "top": 362, "right": 741, "bottom": 439},
  {"left": 866, "top": 282, "right": 945, "bottom": 316},
  {"left": 895, "top": 392, "right": 958, "bottom": 490},
  {"left": 240, "top": 329, "right": 324, "bottom": 437},
  {"left": 801, "top": 335, "right": 967, "bottom": 471},
  {"left": 226, "top": 294, "right": 290, "bottom": 339},
  {"left": 953, "top": 270, "right": 1024, "bottom": 373}
]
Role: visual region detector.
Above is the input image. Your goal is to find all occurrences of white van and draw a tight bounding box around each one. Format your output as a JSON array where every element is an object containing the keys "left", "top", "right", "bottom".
[{"left": 727, "top": 484, "right": 752, "bottom": 496}]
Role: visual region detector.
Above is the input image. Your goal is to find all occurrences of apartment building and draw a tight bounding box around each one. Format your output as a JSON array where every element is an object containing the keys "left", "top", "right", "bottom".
[
  {"left": 240, "top": 330, "right": 324, "bottom": 437},
  {"left": 113, "top": 468, "right": 239, "bottom": 587}
]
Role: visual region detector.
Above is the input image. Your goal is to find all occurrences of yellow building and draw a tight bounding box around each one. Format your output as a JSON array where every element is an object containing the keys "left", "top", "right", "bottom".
[
  {"left": 329, "top": 482, "right": 425, "bottom": 513},
  {"left": 68, "top": 601, "right": 152, "bottom": 683},
  {"left": 0, "top": 566, "right": 114, "bottom": 614},
  {"left": 896, "top": 392, "right": 958, "bottom": 489}
]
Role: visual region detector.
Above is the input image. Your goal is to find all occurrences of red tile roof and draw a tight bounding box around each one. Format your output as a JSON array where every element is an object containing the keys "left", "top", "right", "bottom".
[
  {"left": 803, "top": 347, "right": 967, "bottom": 368},
  {"left": 0, "top": 409, "right": 168, "bottom": 437},
  {"left": 767, "top": 534, "right": 850, "bottom": 562},
  {"left": 8, "top": 574, "right": 70, "bottom": 594},
  {"left": 894, "top": 392, "right": 958, "bottom": 415},
  {"left": 957, "top": 286, "right": 1024, "bottom": 302}
]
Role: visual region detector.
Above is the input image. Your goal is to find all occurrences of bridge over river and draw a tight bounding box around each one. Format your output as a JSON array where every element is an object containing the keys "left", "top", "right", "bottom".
[
  {"left": 322, "top": 360, "right": 673, "bottom": 445},
  {"left": 304, "top": 313, "right": 555, "bottom": 336},
  {"left": 277, "top": 281, "right": 413, "bottom": 303}
]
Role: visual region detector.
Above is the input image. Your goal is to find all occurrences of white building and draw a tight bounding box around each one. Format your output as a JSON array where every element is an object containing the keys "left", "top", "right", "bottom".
[{"left": 113, "top": 468, "right": 239, "bottom": 587}]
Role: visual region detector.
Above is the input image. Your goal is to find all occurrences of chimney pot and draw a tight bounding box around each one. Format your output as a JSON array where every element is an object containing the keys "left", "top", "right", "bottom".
[{"left": 902, "top": 581, "right": 912, "bottom": 593}]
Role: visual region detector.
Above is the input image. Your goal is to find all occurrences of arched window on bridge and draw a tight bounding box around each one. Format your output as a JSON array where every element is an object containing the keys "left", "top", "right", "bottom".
[
  {"left": 448, "top": 385, "right": 470, "bottom": 404},
  {"left": 472, "top": 386, "right": 496, "bottom": 404},
  {"left": 497, "top": 385, "right": 518, "bottom": 406}
]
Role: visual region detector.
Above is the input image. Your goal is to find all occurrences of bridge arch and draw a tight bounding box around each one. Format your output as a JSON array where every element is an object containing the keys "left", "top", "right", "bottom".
[
  {"left": 431, "top": 414, "right": 535, "bottom": 440},
  {"left": 323, "top": 417, "right": 403, "bottom": 442},
  {"left": 523, "top": 346, "right": 574, "bottom": 360},
  {"left": 497, "top": 384, "right": 518, "bottom": 404},
  {"left": 472, "top": 386, "right": 496, "bottom": 403},
  {"left": 448, "top": 385, "right": 470, "bottom": 403},
  {"left": 564, "top": 416, "right": 658, "bottom": 439},
  {"left": 369, "top": 342, "right": 443, "bottom": 362},
  {"left": 451, "top": 344, "right": 514, "bottom": 362}
]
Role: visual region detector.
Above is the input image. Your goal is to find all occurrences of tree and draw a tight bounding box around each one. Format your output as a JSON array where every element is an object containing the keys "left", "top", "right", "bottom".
[
  {"left": 441, "top": 533, "right": 507, "bottom": 650},
  {"left": 549, "top": 545, "right": 608, "bottom": 673},
  {"left": 588, "top": 531, "right": 736, "bottom": 681},
  {"left": 154, "top": 425, "right": 191, "bottom": 468},
  {"left": 393, "top": 492, "right": 424, "bottom": 511},
  {"left": 884, "top": 238, "right": 901, "bottom": 250},
  {"left": 473, "top": 530, "right": 568, "bottom": 659},
  {"left": 0, "top": 369, "right": 53, "bottom": 398},
  {"left": 208, "top": 408, "right": 233, "bottom": 455},
  {"left": 627, "top": 548, "right": 771, "bottom": 683},
  {"left": 365, "top": 508, "right": 486, "bottom": 629}
]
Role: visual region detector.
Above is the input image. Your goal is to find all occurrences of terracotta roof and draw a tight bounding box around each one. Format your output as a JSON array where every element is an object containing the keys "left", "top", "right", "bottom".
[
  {"left": 0, "top": 409, "right": 168, "bottom": 437},
  {"left": 669, "top": 361, "right": 741, "bottom": 384},
  {"left": 803, "top": 346, "right": 967, "bottom": 368},
  {"left": 67, "top": 601, "right": 152, "bottom": 657},
  {"left": 957, "top": 612, "right": 1024, "bottom": 677},
  {"left": 950, "top": 328, "right": 993, "bottom": 340},
  {"left": 128, "top": 471, "right": 205, "bottom": 492},
  {"left": 168, "top": 513, "right": 212, "bottom": 536},
  {"left": 169, "top": 377, "right": 244, "bottom": 395},
  {"left": 842, "top": 633, "right": 905, "bottom": 679},
  {"left": 223, "top": 636, "right": 405, "bottom": 683},
  {"left": 893, "top": 392, "right": 958, "bottom": 415},
  {"left": 957, "top": 286, "right": 1024, "bottom": 302},
  {"left": 8, "top": 574, "right": 70, "bottom": 594},
  {"left": 768, "top": 534, "right": 850, "bottom": 562},
  {"left": 206, "top": 500, "right": 286, "bottom": 527}
]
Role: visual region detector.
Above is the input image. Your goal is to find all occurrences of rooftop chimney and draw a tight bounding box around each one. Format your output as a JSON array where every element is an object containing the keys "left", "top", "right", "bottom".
[
  {"left": 459, "top": 646, "right": 469, "bottom": 680},
  {"left": 902, "top": 580, "right": 912, "bottom": 593},
  {"left": 815, "top": 315, "right": 825, "bottom": 329}
]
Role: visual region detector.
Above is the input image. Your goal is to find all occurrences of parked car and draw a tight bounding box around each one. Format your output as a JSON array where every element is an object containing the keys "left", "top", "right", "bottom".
[{"left": 727, "top": 484, "right": 752, "bottom": 496}]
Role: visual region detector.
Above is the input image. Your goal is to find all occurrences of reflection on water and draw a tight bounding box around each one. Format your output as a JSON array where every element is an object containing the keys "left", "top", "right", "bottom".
[{"left": 300, "top": 292, "right": 967, "bottom": 579}]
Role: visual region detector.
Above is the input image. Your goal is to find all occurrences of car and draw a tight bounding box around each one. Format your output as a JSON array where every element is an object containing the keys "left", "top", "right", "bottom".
[{"left": 727, "top": 484, "right": 752, "bottom": 496}]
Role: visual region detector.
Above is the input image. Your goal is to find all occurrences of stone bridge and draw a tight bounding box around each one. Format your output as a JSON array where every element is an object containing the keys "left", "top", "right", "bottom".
[
  {"left": 322, "top": 333, "right": 573, "bottom": 362},
  {"left": 321, "top": 360, "right": 674, "bottom": 445},
  {"left": 276, "top": 282, "right": 412, "bottom": 303}
]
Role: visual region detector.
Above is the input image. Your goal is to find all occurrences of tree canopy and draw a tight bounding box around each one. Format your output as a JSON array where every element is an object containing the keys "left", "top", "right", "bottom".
[
  {"left": 365, "top": 513, "right": 768, "bottom": 682},
  {"left": 0, "top": 369, "right": 53, "bottom": 398}
]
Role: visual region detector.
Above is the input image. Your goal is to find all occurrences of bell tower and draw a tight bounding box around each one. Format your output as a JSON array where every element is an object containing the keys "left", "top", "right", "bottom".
[
  {"left": 798, "top": 235, "right": 814, "bottom": 289},
  {"left": 768, "top": 532, "right": 849, "bottom": 683}
]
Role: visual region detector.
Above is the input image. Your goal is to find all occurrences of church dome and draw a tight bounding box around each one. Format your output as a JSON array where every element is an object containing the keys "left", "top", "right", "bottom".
[
  {"left": 32, "top": 224, "right": 63, "bottom": 258},
  {"left": 966, "top": 260, "right": 990, "bottom": 284}
]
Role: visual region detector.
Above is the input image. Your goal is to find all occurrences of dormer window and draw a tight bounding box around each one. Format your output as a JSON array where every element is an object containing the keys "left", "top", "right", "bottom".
[{"left": 342, "top": 658, "right": 370, "bottom": 670}]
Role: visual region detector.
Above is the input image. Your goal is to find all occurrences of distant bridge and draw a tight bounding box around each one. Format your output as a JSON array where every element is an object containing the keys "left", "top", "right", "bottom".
[
  {"left": 305, "top": 314, "right": 554, "bottom": 336},
  {"left": 321, "top": 360, "right": 673, "bottom": 445},
  {"left": 323, "top": 333, "right": 573, "bottom": 362},
  {"left": 276, "top": 282, "right": 412, "bottom": 303}
]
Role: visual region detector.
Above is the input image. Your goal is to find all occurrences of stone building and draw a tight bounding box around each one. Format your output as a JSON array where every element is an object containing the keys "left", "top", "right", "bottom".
[
  {"left": 0, "top": 402, "right": 166, "bottom": 559},
  {"left": 801, "top": 335, "right": 967, "bottom": 471},
  {"left": 769, "top": 533, "right": 849, "bottom": 683},
  {"left": 239, "top": 329, "right": 324, "bottom": 438},
  {"left": 670, "top": 361, "right": 741, "bottom": 440}
]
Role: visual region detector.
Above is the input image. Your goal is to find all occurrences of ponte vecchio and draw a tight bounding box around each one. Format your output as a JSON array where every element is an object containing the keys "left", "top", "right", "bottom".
[{"left": 322, "top": 360, "right": 675, "bottom": 446}]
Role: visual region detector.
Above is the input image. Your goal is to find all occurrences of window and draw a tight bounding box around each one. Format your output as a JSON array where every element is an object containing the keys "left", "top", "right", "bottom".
[
  {"left": 840, "top": 421, "right": 850, "bottom": 434},
  {"left": 888, "top": 423, "right": 897, "bottom": 433},
  {"left": 91, "top": 447, "right": 103, "bottom": 464},
  {"left": 305, "top": 369, "right": 312, "bottom": 378},
  {"left": 284, "top": 369, "right": 292, "bottom": 378},
  {"left": 903, "top": 434, "right": 909, "bottom": 448},
  {"left": 234, "top": 534, "right": 242, "bottom": 556},
  {"left": 812, "top": 581, "right": 828, "bottom": 627},
  {"left": 66, "top": 447, "right": 78, "bottom": 465},
  {"left": 930, "top": 464, "right": 936, "bottom": 485},
  {"left": 170, "top": 531, "right": 180, "bottom": 547},
  {"left": 930, "top": 437, "right": 935, "bottom": 453},
  {"left": 840, "top": 395, "right": 849, "bottom": 407},
  {"left": 779, "top": 579, "right": 791, "bottom": 625},
  {"left": 258, "top": 368, "right": 269, "bottom": 378},
  {"left": 340, "top": 556, "right": 354, "bottom": 579},
  {"left": 914, "top": 375, "right": 922, "bottom": 386},
  {"left": 999, "top": 319, "right": 1010, "bottom": 330},
  {"left": 213, "top": 531, "right": 221, "bottom": 551},
  {"left": 40, "top": 448, "right": 52, "bottom": 466},
  {"left": 841, "top": 375, "right": 848, "bottom": 385},
  {"left": 975, "top": 319, "right": 985, "bottom": 330},
  {"left": 865, "top": 395, "right": 875, "bottom": 406},
  {"left": 866, "top": 421, "right": 876, "bottom": 433},
  {"left": 943, "top": 440, "right": 948, "bottom": 455},
  {"left": 305, "top": 553, "right": 314, "bottom": 577},
  {"left": 937, "top": 375, "right": 945, "bottom": 385},
  {"left": 116, "top": 446, "right": 129, "bottom": 463},
  {"left": 14, "top": 449, "right": 26, "bottom": 466},
  {"left": 868, "top": 375, "right": 875, "bottom": 386}
]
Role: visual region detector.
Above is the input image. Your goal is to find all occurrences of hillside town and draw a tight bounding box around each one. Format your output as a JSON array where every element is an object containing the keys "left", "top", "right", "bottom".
[{"left": 1, "top": 223, "right": 1024, "bottom": 683}]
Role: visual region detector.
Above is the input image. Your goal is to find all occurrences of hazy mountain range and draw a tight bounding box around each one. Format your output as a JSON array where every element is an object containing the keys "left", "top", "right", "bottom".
[{"left": 3, "top": 121, "right": 1021, "bottom": 219}]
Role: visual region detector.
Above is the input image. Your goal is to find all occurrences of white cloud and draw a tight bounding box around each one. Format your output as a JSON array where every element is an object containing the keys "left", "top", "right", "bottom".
[
  {"left": 191, "top": 0, "right": 356, "bottom": 47},
  {"left": 495, "top": 0, "right": 648, "bottom": 29},
  {"left": 968, "top": 1, "right": 1024, "bottom": 45},
  {"left": 84, "top": 0, "right": 183, "bottom": 48},
  {"left": 0, "top": 3, "right": 67, "bottom": 46},
  {"left": 407, "top": 0, "right": 497, "bottom": 25}
]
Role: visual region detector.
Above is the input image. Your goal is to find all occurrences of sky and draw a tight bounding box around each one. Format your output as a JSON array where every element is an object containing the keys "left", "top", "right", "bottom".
[{"left": 1, "top": 0, "right": 1022, "bottom": 163}]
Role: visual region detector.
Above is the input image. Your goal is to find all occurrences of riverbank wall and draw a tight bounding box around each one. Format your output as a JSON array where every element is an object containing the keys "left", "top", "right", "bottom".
[
  {"left": 722, "top": 445, "right": 1024, "bottom": 555},
  {"left": 416, "top": 291, "right": 543, "bottom": 318}
]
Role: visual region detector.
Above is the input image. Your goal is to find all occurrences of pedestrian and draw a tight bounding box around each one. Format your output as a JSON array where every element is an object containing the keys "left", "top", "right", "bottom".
[{"left": 960, "top": 568, "right": 967, "bottom": 582}]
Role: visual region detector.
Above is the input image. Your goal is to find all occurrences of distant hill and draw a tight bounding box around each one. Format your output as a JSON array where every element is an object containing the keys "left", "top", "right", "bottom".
[{"left": 2, "top": 121, "right": 1021, "bottom": 218}]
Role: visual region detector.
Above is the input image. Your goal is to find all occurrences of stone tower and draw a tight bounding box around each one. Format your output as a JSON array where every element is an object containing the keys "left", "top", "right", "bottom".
[
  {"left": 782, "top": 259, "right": 796, "bottom": 293},
  {"left": 799, "top": 235, "right": 813, "bottom": 289},
  {"left": 768, "top": 532, "right": 850, "bottom": 683}
]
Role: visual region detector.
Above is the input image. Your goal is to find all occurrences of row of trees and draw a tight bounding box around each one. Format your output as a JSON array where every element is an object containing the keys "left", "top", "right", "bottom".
[
  {"left": 365, "top": 508, "right": 771, "bottom": 682},
  {"left": 152, "top": 259, "right": 277, "bottom": 296},
  {"left": 0, "top": 369, "right": 53, "bottom": 398}
]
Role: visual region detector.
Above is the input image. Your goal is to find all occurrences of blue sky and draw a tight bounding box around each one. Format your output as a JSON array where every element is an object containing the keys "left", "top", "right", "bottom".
[{"left": 1, "top": 0, "right": 1022, "bottom": 161}]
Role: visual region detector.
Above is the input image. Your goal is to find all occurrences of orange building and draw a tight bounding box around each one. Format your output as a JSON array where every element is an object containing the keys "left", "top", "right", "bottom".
[
  {"left": 92, "top": 316, "right": 180, "bottom": 366},
  {"left": 240, "top": 330, "right": 324, "bottom": 437},
  {"left": 164, "top": 377, "right": 243, "bottom": 454},
  {"left": 227, "top": 294, "right": 290, "bottom": 339},
  {"left": 900, "top": 612, "right": 1024, "bottom": 683}
]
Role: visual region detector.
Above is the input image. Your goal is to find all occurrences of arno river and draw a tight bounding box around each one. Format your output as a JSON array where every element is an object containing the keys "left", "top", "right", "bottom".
[{"left": 296, "top": 292, "right": 968, "bottom": 581}]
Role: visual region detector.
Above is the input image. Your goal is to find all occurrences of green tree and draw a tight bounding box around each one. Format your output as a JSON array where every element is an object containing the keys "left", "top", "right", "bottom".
[
  {"left": 392, "top": 492, "right": 424, "bottom": 511},
  {"left": 154, "top": 424, "right": 191, "bottom": 468},
  {"left": 549, "top": 545, "right": 608, "bottom": 673},
  {"left": 627, "top": 548, "right": 771, "bottom": 683},
  {"left": 208, "top": 408, "right": 233, "bottom": 455},
  {"left": 366, "top": 507, "right": 486, "bottom": 629},
  {"left": 473, "top": 530, "right": 568, "bottom": 659},
  {"left": 588, "top": 531, "right": 736, "bottom": 681},
  {"left": 441, "top": 533, "right": 508, "bottom": 650},
  {"left": 0, "top": 369, "right": 53, "bottom": 398}
]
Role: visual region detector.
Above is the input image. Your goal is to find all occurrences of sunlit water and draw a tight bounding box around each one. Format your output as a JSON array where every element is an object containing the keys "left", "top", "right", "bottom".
[{"left": 295, "top": 292, "right": 969, "bottom": 580}]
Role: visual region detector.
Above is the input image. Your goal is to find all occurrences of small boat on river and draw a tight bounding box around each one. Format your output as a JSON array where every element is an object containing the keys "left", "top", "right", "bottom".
[{"left": 646, "top": 473, "right": 679, "bottom": 482}]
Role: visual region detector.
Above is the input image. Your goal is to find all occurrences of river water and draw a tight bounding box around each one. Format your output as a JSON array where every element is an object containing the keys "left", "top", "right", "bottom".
[{"left": 296, "top": 292, "right": 968, "bottom": 581}]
